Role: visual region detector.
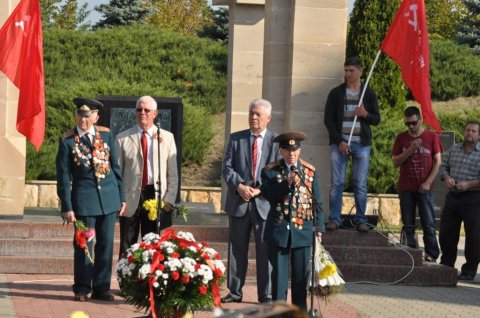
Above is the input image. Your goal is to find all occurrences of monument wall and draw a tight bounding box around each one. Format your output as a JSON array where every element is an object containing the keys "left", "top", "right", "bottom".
[
  {"left": 216, "top": 0, "right": 348, "bottom": 214},
  {"left": 0, "top": 0, "right": 25, "bottom": 216}
]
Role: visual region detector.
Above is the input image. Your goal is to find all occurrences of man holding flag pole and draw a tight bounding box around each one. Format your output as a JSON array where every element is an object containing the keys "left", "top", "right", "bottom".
[{"left": 324, "top": 57, "right": 381, "bottom": 233}]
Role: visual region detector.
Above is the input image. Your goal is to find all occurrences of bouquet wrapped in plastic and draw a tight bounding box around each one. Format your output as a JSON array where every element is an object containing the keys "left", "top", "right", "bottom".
[{"left": 308, "top": 236, "right": 345, "bottom": 302}]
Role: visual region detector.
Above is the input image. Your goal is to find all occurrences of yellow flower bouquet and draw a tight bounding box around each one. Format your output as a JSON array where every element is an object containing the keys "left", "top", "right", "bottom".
[
  {"left": 143, "top": 199, "right": 190, "bottom": 222},
  {"left": 309, "top": 237, "right": 345, "bottom": 302}
]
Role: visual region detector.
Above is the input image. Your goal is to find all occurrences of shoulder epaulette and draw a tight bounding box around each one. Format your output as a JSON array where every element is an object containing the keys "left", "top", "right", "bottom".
[
  {"left": 265, "top": 160, "right": 281, "bottom": 171},
  {"left": 300, "top": 159, "right": 316, "bottom": 172},
  {"left": 96, "top": 126, "right": 110, "bottom": 132},
  {"left": 61, "top": 129, "right": 75, "bottom": 141}
]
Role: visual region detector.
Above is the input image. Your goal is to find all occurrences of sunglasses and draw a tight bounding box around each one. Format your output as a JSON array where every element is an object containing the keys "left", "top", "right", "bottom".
[
  {"left": 404, "top": 120, "right": 419, "bottom": 127},
  {"left": 136, "top": 108, "right": 153, "bottom": 113}
]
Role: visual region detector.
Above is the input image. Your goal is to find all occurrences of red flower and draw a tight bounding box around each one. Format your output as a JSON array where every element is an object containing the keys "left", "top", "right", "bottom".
[
  {"left": 75, "top": 230, "right": 87, "bottom": 249},
  {"left": 199, "top": 285, "right": 208, "bottom": 295},
  {"left": 182, "top": 275, "right": 190, "bottom": 283},
  {"left": 214, "top": 268, "right": 223, "bottom": 276},
  {"left": 171, "top": 271, "right": 180, "bottom": 280},
  {"left": 200, "top": 241, "right": 208, "bottom": 247},
  {"left": 128, "top": 255, "right": 136, "bottom": 263},
  {"left": 179, "top": 242, "right": 188, "bottom": 249},
  {"left": 158, "top": 264, "right": 165, "bottom": 271},
  {"left": 214, "top": 254, "right": 221, "bottom": 260},
  {"left": 194, "top": 264, "right": 201, "bottom": 270},
  {"left": 171, "top": 252, "right": 180, "bottom": 259}
]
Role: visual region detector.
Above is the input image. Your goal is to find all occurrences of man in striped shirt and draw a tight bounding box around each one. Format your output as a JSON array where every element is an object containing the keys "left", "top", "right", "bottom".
[{"left": 324, "top": 57, "right": 381, "bottom": 233}]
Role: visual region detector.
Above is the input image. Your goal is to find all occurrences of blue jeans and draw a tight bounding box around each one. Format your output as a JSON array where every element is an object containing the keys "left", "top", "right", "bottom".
[
  {"left": 328, "top": 141, "right": 370, "bottom": 225},
  {"left": 399, "top": 190, "right": 440, "bottom": 259}
]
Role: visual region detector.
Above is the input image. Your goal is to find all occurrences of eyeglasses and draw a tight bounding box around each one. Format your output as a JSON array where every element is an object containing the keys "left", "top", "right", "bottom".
[
  {"left": 136, "top": 108, "right": 153, "bottom": 113},
  {"left": 404, "top": 120, "right": 419, "bottom": 127}
]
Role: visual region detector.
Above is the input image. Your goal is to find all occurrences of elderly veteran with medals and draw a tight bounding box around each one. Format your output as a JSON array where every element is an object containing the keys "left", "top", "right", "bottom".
[
  {"left": 260, "top": 131, "right": 325, "bottom": 311},
  {"left": 56, "top": 98, "right": 126, "bottom": 302}
]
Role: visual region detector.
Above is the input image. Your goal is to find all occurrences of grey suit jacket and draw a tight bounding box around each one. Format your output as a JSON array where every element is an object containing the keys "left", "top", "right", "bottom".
[
  {"left": 223, "top": 129, "right": 280, "bottom": 219},
  {"left": 115, "top": 126, "right": 178, "bottom": 217}
]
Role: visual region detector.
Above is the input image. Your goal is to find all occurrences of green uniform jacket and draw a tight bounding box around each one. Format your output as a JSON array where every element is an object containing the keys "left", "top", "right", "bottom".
[
  {"left": 261, "top": 159, "right": 325, "bottom": 248},
  {"left": 56, "top": 126, "right": 125, "bottom": 216}
]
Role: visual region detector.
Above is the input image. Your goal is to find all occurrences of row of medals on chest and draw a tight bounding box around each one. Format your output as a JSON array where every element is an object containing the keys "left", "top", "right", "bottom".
[{"left": 275, "top": 174, "right": 313, "bottom": 230}]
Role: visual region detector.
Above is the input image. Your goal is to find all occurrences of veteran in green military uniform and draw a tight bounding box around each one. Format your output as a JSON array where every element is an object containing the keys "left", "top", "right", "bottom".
[
  {"left": 260, "top": 131, "right": 325, "bottom": 311},
  {"left": 56, "top": 98, "right": 126, "bottom": 302}
]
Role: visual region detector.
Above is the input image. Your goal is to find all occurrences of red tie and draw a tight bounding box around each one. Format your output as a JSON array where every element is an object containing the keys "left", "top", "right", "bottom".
[
  {"left": 141, "top": 130, "right": 148, "bottom": 189},
  {"left": 252, "top": 135, "right": 259, "bottom": 182}
]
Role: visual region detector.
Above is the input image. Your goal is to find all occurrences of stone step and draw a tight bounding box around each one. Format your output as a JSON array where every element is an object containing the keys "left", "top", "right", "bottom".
[
  {"left": 336, "top": 262, "right": 458, "bottom": 287},
  {"left": 326, "top": 245, "right": 423, "bottom": 266},
  {"left": 0, "top": 216, "right": 457, "bottom": 286},
  {"left": 0, "top": 238, "right": 421, "bottom": 266},
  {"left": 0, "top": 222, "right": 229, "bottom": 242}
]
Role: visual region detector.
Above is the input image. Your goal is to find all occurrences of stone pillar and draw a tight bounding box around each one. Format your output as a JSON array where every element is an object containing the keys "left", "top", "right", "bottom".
[
  {"left": 262, "top": 0, "right": 348, "bottom": 214},
  {"left": 213, "top": 0, "right": 266, "bottom": 136},
  {"left": 0, "top": 0, "right": 26, "bottom": 216}
]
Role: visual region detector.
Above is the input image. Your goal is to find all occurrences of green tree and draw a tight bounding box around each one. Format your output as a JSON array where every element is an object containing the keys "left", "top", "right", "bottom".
[
  {"left": 94, "top": 0, "right": 154, "bottom": 29},
  {"left": 198, "top": 7, "right": 229, "bottom": 43},
  {"left": 40, "top": 0, "right": 88, "bottom": 29},
  {"left": 147, "top": 0, "right": 212, "bottom": 35},
  {"left": 457, "top": 0, "right": 480, "bottom": 54},
  {"left": 347, "top": 0, "right": 405, "bottom": 111},
  {"left": 426, "top": 0, "right": 466, "bottom": 40}
]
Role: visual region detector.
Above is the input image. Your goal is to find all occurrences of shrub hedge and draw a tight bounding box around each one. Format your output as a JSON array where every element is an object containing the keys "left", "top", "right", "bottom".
[{"left": 26, "top": 25, "right": 227, "bottom": 180}]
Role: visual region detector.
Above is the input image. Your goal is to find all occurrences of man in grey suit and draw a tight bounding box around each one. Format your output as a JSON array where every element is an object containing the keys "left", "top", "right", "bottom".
[{"left": 221, "top": 98, "right": 281, "bottom": 304}]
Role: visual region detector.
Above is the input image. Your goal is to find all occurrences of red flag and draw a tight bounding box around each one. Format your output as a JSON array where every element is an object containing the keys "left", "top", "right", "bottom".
[
  {"left": 0, "top": 0, "right": 45, "bottom": 151},
  {"left": 380, "top": 0, "right": 441, "bottom": 132}
]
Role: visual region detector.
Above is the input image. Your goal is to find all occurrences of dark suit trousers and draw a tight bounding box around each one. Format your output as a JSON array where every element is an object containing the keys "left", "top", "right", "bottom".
[
  {"left": 269, "top": 243, "right": 311, "bottom": 311},
  {"left": 439, "top": 191, "right": 480, "bottom": 277},
  {"left": 73, "top": 212, "right": 116, "bottom": 294},
  {"left": 227, "top": 201, "right": 272, "bottom": 302},
  {"left": 119, "top": 186, "right": 157, "bottom": 257}
]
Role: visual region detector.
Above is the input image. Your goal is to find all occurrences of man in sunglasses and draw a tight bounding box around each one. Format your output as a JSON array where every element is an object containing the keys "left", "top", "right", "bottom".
[
  {"left": 115, "top": 95, "right": 178, "bottom": 258},
  {"left": 391, "top": 106, "right": 441, "bottom": 263}
]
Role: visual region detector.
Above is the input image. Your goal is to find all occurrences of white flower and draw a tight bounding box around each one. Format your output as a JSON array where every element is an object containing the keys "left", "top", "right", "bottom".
[
  {"left": 142, "top": 249, "right": 155, "bottom": 263},
  {"left": 139, "top": 264, "right": 151, "bottom": 279},
  {"left": 165, "top": 258, "right": 182, "bottom": 271},
  {"left": 161, "top": 241, "right": 176, "bottom": 253},
  {"left": 202, "top": 247, "right": 219, "bottom": 259},
  {"left": 143, "top": 232, "right": 160, "bottom": 243},
  {"left": 153, "top": 281, "right": 159, "bottom": 288},
  {"left": 197, "top": 264, "right": 213, "bottom": 284},
  {"left": 180, "top": 257, "right": 197, "bottom": 275},
  {"left": 212, "top": 260, "right": 226, "bottom": 275},
  {"left": 128, "top": 243, "right": 140, "bottom": 253},
  {"left": 177, "top": 231, "right": 196, "bottom": 242}
]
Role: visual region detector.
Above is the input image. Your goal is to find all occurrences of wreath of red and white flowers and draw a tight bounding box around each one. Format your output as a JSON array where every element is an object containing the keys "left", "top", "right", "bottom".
[{"left": 117, "top": 229, "right": 225, "bottom": 318}]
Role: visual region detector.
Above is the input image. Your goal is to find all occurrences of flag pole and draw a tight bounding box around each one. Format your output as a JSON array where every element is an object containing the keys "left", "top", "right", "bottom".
[{"left": 347, "top": 50, "right": 382, "bottom": 146}]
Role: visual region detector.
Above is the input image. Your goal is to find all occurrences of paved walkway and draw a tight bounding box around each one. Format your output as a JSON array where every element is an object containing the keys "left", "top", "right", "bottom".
[{"left": 1, "top": 257, "right": 479, "bottom": 318}]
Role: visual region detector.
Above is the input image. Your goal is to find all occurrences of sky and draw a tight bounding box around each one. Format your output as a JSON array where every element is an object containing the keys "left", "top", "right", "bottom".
[{"left": 79, "top": 0, "right": 355, "bottom": 24}]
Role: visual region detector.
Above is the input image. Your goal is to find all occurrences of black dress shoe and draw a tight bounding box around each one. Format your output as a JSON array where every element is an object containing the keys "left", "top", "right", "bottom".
[
  {"left": 74, "top": 291, "right": 88, "bottom": 302},
  {"left": 221, "top": 294, "right": 242, "bottom": 303},
  {"left": 91, "top": 291, "right": 115, "bottom": 301},
  {"left": 259, "top": 298, "right": 272, "bottom": 304},
  {"left": 458, "top": 273, "right": 475, "bottom": 281}
]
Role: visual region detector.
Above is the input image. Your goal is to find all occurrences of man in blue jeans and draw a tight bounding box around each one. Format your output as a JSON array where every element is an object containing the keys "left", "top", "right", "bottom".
[
  {"left": 324, "top": 57, "right": 380, "bottom": 232},
  {"left": 391, "top": 106, "right": 441, "bottom": 262}
]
